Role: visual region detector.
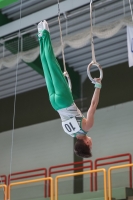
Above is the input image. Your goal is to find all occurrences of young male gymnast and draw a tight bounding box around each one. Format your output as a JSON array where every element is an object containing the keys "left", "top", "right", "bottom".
[{"left": 38, "top": 20, "right": 102, "bottom": 158}]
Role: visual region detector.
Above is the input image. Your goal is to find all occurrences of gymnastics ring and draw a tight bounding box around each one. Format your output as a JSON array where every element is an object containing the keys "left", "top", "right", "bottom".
[
  {"left": 63, "top": 71, "right": 72, "bottom": 90},
  {"left": 87, "top": 61, "right": 103, "bottom": 84}
]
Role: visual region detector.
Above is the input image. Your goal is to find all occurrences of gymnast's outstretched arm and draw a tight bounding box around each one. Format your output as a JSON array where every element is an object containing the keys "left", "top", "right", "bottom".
[{"left": 82, "top": 78, "right": 101, "bottom": 131}]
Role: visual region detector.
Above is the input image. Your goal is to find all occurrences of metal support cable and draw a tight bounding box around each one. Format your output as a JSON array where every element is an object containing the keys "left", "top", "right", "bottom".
[{"left": 9, "top": 0, "right": 23, "bottom": 185}]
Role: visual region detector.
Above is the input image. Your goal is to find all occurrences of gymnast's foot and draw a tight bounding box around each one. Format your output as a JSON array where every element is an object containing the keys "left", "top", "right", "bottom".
[{"left": 38, "top": 20, "right": 50, "bottom": 37}]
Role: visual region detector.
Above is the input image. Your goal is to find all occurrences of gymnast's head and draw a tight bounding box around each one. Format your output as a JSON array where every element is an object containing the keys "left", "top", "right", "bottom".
[{"left": 74, "top": 135, "right": 92, "bottom": 158}]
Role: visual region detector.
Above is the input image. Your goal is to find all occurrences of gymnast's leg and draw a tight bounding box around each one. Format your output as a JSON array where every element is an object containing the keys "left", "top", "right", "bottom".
[{"left": 38, "top": 21, "right": 74, "bottom": 111}]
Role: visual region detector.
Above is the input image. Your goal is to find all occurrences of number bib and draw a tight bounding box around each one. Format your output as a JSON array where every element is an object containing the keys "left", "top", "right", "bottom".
[{"left": 62, "top": 117, "right": 80, "bottom": 135}]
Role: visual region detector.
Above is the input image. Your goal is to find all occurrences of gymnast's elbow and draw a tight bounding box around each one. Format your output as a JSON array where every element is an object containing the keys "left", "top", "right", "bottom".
[
  {"left": 87, "top": 120, "right": 94, "bottom": 131},
  {"left": 83, "top": 117, "right": 94, "bottom": 132}
]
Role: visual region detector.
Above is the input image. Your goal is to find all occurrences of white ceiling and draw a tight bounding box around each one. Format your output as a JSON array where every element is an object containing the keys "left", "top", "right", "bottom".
[{"left": 0, "top": 0, "right": 133, "bottom": 99}]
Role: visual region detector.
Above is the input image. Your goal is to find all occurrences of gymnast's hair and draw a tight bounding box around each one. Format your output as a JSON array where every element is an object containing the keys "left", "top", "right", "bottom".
[{"left": 74, "top": 139, "right": 92, "bottom": 158}]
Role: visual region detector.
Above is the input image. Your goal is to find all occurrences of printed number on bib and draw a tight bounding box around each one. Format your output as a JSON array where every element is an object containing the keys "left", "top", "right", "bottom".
[{"left": 62, "top": 117, "right": 80, "bottom": 135}]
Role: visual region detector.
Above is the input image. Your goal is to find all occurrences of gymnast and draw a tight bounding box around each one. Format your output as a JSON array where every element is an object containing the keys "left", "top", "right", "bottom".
[{"left": 38, "top": 20, "right": 102, "bottom": 158}]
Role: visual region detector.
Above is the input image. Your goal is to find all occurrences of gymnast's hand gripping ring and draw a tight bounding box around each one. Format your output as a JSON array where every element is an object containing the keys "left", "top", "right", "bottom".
[{"left": 87, "top": 61, "right": 103, "bottom": 84}]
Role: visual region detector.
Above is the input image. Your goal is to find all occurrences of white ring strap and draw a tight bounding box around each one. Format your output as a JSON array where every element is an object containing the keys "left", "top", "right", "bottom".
[
  {"left": 87, "top": 1, "right": 103, "bottom": 84},
  {"left": 63, "top": 71, "right": 72, "bottom": 90},
  {"left": 57, "top": 0, "right": 72, "bottom": 90},
  {"left": 90, "top": 1, "right": 96, "bottom": 63}
]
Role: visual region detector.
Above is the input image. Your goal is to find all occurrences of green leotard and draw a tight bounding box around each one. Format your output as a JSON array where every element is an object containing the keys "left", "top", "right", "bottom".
[{"left": 38, "top": 30, "right": 74, "bottom": 111}]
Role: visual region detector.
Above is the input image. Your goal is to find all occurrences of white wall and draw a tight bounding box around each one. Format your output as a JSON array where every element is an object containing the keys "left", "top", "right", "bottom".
[
  {"left": 0, "top": 117, "right": 74, "bottom": 199},
  {"left": 88, "top": 100, "right": 133, "bottom": 160},
  {"left": 0, "top": 118, "right": 74, "bottom": 175},
  {"left": 0, "top": 101, "right": 133, "bottom": 198}
]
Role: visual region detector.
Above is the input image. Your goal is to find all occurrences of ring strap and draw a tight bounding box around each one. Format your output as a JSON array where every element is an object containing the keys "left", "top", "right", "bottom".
[
  {"left": 87, "top": 1, "right": 103, "bottom": 84},
  {"left": 63, "top": 71, "right": 72, "bottom": 90},
  {"left": 90, "top": 1, "right": 96, "bottom": 63},
  {"left": 57, "top": 0, "right": 72, "bottom": 91}
]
